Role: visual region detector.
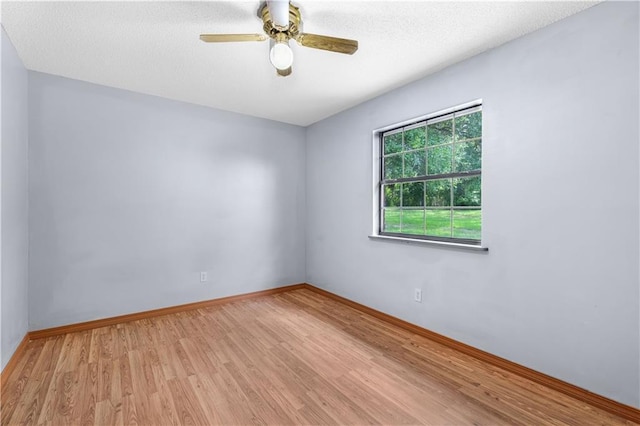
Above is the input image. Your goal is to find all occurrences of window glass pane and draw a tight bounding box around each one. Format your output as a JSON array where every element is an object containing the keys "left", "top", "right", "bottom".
[
  {"left": 427, "top": 119, "right": 453, "bottom": 146},
  {"left": 383, "top": 209, "right": 401, "bottom": 233},
  {"left": 453, "top": 209, "right": 481, "bottom": 240},
  {"left": 384, "top": 154, "right": 402, "bottom": 180},
  {"left": 403, "top": 150, "right": 426, "bottom": 178},
  {"left": 401, "top": 210, "right": 424, "bottom": 235},
  {"left": 426, "top": 210, "right": 451, "bottom": 237},
  {"left": 454, "top": 139, "right": 481, "bottom": 172},
  {"left": 404, "top": 126, "right": 426, "bottom": 150},
  {"left": 453, "top": 176, "right": 481, "bottom": 207},
  {"left": 383, "top": 184, "right": 400, "bottom": 207},
  {"left": 427, "top": 145, "right": 452, "bottom": 175},
  {"left": 455, "top": 111, "right": 482, "bottom": 141},
  {"left": 402, "top": 182, "right": 424, "bottom": 207},
  {"left": 425, "top": 179, "right": 451, "bottom": 207},
  {"left": 383, "top": 132, "right": 403, "bottom": 154}
]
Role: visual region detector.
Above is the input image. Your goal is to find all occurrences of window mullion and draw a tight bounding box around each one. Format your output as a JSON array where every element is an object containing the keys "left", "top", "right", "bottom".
[{"left": 451, "top": 114, "right": 455, "bottom": 238}]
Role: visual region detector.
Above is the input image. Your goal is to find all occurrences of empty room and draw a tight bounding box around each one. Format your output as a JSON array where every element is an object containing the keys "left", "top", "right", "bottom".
[{"left": 1, "top": 0, "right": 639, "bottom": 424}]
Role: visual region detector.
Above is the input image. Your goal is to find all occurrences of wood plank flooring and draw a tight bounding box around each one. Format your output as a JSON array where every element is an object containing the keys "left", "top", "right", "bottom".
[{"left": 1, "top": 288, "right": 635, "bottom": 425}]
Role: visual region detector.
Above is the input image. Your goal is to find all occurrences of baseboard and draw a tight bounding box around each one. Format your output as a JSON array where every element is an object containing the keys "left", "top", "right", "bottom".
[
  {"left": 29, "top": 283, "right": 307, "bottom": 340},
  {"left": 1, "top": 333, "right": 30, "bottom": 389},
  {"left": 302, "top": 284, "right": 640, "bottom": 423}
]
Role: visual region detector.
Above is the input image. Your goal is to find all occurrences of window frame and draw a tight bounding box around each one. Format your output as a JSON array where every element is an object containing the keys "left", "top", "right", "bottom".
[{"left": 372, "top": 101, "right": 484, "bottom": 247}]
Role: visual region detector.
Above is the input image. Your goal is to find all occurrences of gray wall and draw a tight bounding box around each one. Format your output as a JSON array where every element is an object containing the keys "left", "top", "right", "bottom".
[
  {"left": 1, "top": 27, "right": 29, "bottom": 370},
  {"left": 305, "top": 1, "right": 639, "bottom": 407},
  {"left": 28, "top": 72, "right": 306, "bottom": 330}
]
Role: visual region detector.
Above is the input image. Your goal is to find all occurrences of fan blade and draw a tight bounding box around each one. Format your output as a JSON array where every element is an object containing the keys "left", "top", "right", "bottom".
[
  {"left": 200, "top": 34, "right": 268, "bottom": 43},
  {"left": 277, "top": 66, "right": 292, "bottom": 77},
  {"left": 267, "top": 0, "right": 290, "bottom": 29},
  {"left": 297, "top": 33, "right": 358, "bottom": 54}
]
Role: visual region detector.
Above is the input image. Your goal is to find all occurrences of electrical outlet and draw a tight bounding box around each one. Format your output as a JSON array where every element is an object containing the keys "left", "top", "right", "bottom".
[
  {"left": 414, "top": 288, "right": 422, "bottom": 303},
  {"left": 200, "top": 271, "right": 208, "bottom": 282}
]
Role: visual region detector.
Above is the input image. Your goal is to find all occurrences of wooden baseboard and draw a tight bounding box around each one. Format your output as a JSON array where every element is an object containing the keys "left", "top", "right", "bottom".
[
  {"left": 302, "top": 284, "right": 640, "bottom": 424},
  {"left": 29, "top": 283, "right": 307, "bottom": 340},
  {"left": 1, "top": 333, "right": 30, "bottom": 389}
]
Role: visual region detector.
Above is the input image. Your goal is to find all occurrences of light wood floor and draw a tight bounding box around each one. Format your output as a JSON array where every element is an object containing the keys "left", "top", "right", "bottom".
[{"left": 1, "top": 289, "right": 634, "bottom": 425}]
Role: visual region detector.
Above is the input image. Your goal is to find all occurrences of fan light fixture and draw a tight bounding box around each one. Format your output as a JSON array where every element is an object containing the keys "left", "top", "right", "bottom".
[{"left": 270, "top": 40, "right": 293, "bottom": 70}]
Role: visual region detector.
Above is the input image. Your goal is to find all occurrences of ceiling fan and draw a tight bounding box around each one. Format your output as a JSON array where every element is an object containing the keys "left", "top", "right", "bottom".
[{"left": 199, "top": 0, "right": 358, "bottom": 77}]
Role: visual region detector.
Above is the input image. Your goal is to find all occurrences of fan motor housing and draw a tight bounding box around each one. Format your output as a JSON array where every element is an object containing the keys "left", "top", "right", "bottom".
[{"left": 259, "top": 2, "right": 302, "bottom": 41}]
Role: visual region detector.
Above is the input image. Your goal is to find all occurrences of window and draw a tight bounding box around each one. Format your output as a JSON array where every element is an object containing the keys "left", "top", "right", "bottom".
[{"left": 378, "top": 104, "right": 482, "bottom": 245}]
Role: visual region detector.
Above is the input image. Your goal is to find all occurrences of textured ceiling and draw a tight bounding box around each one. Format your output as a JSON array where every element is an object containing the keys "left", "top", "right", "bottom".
[{"left": 1, "top": 1, "right": 597, "bottom": 126}]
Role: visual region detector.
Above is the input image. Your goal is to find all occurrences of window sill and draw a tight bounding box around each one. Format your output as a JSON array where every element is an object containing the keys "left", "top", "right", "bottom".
[{"left": 368, "top": 234, "right": 489, "bottom": 251}]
